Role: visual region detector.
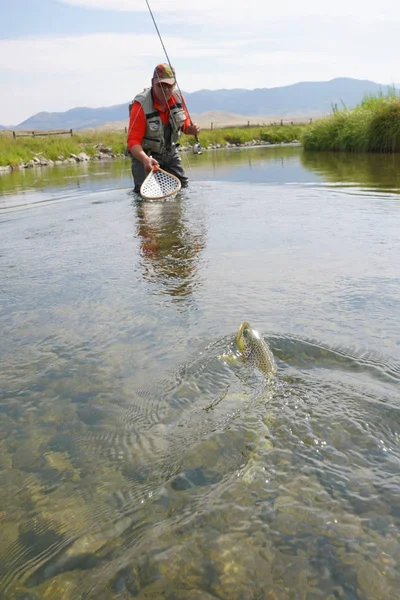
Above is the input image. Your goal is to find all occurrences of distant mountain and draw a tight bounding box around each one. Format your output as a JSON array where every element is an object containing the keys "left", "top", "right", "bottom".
[
  {"left": 13, "top": 78, "right": 398, "bottom": 131},
  {"left": 0, "top": 125, "right": 6, "bottom": 130},
  {"left": 14, "top": 104, "right": 128, "bottom": 131},
  {"left": 185, "top": 78, "right": 397, "bottom": 115}
]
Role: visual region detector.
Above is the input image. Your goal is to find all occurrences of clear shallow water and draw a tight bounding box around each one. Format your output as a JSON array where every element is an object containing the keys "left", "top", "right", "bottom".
[{"left": 1, "top": 147, "right": 400, "bottom": 599}]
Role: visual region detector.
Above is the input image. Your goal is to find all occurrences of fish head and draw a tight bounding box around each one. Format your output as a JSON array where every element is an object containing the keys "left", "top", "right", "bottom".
[
  {"left": 236, "top": 321, "right": 261, "bottom": 357},
  {"left": 236, "top": 322, "right": 276, "bottom": 376}
]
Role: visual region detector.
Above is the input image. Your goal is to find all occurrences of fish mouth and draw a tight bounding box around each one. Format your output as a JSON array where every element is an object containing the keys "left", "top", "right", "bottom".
[{"left": 236, "top": 321, "right": 250, "bottom": 352}]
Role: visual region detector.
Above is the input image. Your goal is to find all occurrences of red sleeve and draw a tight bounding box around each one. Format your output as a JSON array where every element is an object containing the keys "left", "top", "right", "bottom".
[
  {"left": 127, "top": 101, "right": 146, "bottom": 149},
  {"left": 180, "top": 94, "right": 192, "bottom": 134}
]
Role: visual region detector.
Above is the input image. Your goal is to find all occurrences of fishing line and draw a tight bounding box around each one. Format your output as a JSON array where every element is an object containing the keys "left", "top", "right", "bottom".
[
  {"left": 144, "top": 0, "right": 174, "bottom": 80},
  {"left": 128, "top": 0, "right": 201, "bottom": 186},
  {"left": 144, "top": 0, "right": 202, "bottom": 166}
]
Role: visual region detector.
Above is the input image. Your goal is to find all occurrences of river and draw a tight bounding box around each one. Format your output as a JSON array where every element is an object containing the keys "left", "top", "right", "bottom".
[{"left": 1, "top": 146, "right": 400, "bottom": 599}]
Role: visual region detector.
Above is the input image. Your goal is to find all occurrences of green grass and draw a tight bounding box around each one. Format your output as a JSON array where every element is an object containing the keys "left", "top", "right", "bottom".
[
  {"left": 0, "top": 131, "right": 127, "bottom": 167},
  {"left": 4, "top": 93, "right": 399, "bottom": 167},
  {"left": 182, "top": 125, "right": 304, "bottom": 148},
  {"left": 302, "top": 89, "right": 400, "bottom": 152},
  {"left": 0, "top": 126, "right": 304, "bottom": 168}
]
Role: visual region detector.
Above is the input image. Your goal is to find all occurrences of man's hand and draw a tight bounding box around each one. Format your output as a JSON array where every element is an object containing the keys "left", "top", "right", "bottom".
[
  {"left": 130, "top": 145, "right": 159, "bottom": 172},
  {"left": 143, "top": 156, "right": 159, "bottom": 172},
  {"left": 185, "top": 123, "right": 201, "bottom": 136}
]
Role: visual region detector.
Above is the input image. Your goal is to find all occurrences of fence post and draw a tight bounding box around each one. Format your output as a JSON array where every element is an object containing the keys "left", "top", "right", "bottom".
[
  {"left": 124, "top": 126, "right": 127, "bottom": 134},
  {"left": 13, "top": 131, "right": 16, "bottom": 139},
  {"left": 70, "top": 129, "right": 73, "bottom": 136},
  {"left": 309, "top": 118, "right": 313, "bottom": 124},
  {"left": 280, "top": 119, "right": 283, "bottom": 126},
  {"left": 32, "top": 131, "right": 35, "bottom": 137},
  {"left": 211, "top": 122, "right": 213, "bottom": 130},
  {"left": 247, "top": 120, "right": 250, "bottom": 128}
]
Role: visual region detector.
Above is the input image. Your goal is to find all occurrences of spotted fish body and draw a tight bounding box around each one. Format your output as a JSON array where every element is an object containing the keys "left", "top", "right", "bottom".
[{"left": 236, "top": 322, "right": 276, "bottom": 376}]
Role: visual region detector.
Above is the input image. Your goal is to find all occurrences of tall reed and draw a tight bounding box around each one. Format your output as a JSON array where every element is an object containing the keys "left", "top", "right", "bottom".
[{"left": 302, "top": 89, "right": 400, "bottom": 152}]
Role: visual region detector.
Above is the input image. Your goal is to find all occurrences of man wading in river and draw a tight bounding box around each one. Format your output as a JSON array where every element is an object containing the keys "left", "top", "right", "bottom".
[{"left": 127, "top": 63, "right": 201, "bottom": 193}]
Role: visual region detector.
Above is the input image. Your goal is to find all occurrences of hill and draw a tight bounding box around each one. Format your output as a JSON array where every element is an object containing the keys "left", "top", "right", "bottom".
[
  {"left": 14, "top": 104, "right": 128, "bottom": 132},
  {"left": 87, "top": 111, "right": 312, "bottom": 133},
  {"left": 13, "top": 78, "right": 398, "bottom": 131}
]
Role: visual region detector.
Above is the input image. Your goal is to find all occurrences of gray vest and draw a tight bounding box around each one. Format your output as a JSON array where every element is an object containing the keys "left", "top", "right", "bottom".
[{"left": 131, "top": 87, "right": 186, "bottom": 155}]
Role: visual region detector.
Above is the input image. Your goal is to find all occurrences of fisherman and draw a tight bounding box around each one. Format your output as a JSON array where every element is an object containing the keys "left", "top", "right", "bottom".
[{"left": 127, "top": 63, "right": 201, "bottom": 193}]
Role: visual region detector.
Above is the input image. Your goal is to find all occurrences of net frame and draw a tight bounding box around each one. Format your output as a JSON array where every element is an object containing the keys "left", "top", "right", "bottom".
[{"left": 140, "top": 166, "right": 181, "bottom": 201}]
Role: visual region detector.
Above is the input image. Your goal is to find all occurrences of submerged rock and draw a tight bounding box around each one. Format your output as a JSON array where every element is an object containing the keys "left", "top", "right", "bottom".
[{"left": 12, "top": 444, "right": 45, "bottom": 472}]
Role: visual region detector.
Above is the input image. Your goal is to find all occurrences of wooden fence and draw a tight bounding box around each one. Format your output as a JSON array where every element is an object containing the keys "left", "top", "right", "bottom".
[
  {"left": 207, "top": 118, "right": 314, "bottom": 130},
  {"left": 12, "top": 129, "right": 73, "bottom": 138},
  {"left": 1, "top": 118, "right": 318, "bottom": 139}
]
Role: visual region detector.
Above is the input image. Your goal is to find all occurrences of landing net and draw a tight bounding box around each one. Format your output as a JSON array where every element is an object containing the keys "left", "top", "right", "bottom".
[{"left": 140, "top": 167, "right": 181, "bottom": 201}]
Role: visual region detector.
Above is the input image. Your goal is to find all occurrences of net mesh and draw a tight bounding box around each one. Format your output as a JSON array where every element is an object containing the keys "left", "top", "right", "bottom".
[{"left": 140, "top": 167, "right": 181, "bottom": 200}]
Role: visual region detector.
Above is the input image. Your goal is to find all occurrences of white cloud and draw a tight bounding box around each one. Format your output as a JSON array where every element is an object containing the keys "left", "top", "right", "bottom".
[
  {"left": 59, "top": 0, "right": 400, "bottom": 22},
  {"left": 226, "top": 51, "right": 328, "bottom": 68},
  {"left": 1, "top": 0, "right": 399, "bottom": 123},
  {"left": 0, "top": 32, "right": 252, "bottom": 122},
  {"left": 0, "top": 33, "right": 243, "bottom": 75}
]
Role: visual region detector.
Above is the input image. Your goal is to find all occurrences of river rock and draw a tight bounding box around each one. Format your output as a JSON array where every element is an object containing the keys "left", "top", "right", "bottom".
[
  {"left": 356, "top": 562, "right": 394, "bottom": 600},
  {"left": 96, "top": 151, "right": 112, "bottom": 160},
  {"left": 95, "top": 144, "right": 113, "bottom": 154},
  {"left": 77, "top": 152, "right": 90, "bottom": 162},
  {"left": 12, "top": 443, "right": 45, "bottom": 472}
]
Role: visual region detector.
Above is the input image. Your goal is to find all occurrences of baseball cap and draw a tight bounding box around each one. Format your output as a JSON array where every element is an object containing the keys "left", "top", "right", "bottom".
[{"left": 153, "top": 63, "right": 176, "bottom": 85}]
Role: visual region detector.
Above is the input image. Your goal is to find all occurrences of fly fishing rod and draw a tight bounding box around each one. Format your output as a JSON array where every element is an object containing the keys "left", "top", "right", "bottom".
[{"left": 144, "top": 0, "right": 202, "bottom": 155}]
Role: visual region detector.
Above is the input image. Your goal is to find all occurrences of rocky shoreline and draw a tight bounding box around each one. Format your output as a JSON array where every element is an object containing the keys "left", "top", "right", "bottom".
[
  {"left": 0, "top": 140, "right": 301, "bottom": 174},
  {"left": 0, "top": 144, "right": 123, "bottom": 173}
]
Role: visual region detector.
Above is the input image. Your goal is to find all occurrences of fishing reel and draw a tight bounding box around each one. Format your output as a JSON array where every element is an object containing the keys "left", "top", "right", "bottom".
[{"left": 193, "top": 139, "right": 202, "bottom": 155}]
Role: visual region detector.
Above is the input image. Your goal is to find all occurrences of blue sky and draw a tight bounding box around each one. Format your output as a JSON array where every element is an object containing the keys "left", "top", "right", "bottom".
[{"left": 0, "top": 0, "right": 398, "bottom": 125}]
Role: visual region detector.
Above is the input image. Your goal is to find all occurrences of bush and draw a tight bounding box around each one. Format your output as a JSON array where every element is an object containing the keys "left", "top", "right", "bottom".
[{"left": 302, "top": 89, "right": 400, "bottom": 152}]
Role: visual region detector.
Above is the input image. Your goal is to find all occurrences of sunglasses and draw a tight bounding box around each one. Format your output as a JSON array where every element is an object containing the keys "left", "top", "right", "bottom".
[{"left": 155, "top": 82, "right": 174, "bottom": 90}]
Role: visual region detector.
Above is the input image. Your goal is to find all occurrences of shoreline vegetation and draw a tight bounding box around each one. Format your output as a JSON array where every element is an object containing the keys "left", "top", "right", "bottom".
[
  {"left": 0, "top": 125, "right": 304, "bottom": 172},
  {"left": 1, "top": 92, "right": 399, "bottom": 172},
  {"left": 303, "top": 89, "right": 400, "bottom": 152}
]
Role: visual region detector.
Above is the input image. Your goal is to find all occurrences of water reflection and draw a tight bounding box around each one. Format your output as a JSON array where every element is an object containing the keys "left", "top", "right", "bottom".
[
  {"left": 135, "top": 197, "right": 206, "bottom": 301},
  {"left": 301, "top": 151, "right": 400, "bottom": 193},
  {"left": 191, "top": 144, "right": 310, "bottom": 184},
  {"left": 0, "top": 159, "right": 131, "bottom": 203},
  {"left": 2, "top": 147, "right": 400, "bottom": 204}
]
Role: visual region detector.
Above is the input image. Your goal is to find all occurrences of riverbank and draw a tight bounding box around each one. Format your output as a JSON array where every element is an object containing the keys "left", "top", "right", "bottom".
[
  {"left": 303, "top": 90, "right": 400, "bottom": 152},
  {"left": 0, "top": 125, "right": 304, "bottom": 171}
]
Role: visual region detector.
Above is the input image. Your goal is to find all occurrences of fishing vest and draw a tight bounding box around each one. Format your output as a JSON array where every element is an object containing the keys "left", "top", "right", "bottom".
[{"left": 131, "top": 88, "right": 186, "bottom": 155}]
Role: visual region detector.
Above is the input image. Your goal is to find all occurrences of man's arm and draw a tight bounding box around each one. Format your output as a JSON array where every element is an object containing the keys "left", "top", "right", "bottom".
[
  {"left": 130, "top": 145, "right": 159, "bottom": 171},
  {"left": 184, "top": 123, "right": 201, "bottom": 136},
  {"left": 180, "top": 95, "right": 201, "bottom": 137},
  {"left": 127, "top": 102, "right": 159, "bottom": 171}
]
